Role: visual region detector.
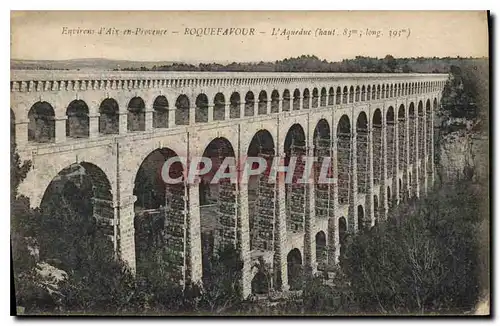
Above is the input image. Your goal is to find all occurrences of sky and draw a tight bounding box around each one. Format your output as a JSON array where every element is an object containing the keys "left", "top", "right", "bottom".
[{"left": 11, "top": 11, "right": 489, "bottom": 63}]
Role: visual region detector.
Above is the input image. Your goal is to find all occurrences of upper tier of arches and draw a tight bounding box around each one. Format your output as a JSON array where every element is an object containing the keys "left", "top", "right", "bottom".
[{"left": 13, "top": 78, "right": 445, "bottom": 144}]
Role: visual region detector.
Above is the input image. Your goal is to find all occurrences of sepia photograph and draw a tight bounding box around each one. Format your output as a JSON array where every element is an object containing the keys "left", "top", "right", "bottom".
[{"left": 9, "top": 10, "right": 490, "bottom": 316}]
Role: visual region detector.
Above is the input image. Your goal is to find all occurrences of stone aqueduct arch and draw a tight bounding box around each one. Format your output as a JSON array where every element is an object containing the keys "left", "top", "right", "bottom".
[{"left": 11, "top": 71, "right": 447, "bottom": 297}]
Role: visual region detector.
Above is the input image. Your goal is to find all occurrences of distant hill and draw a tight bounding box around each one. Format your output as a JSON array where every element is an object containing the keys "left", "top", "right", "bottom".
[
  {"left": 10, "top": 58, "right": 179, "bottom": 71},
  {"left": 11, "top": 55, "right": 488, "bottom": 73}
]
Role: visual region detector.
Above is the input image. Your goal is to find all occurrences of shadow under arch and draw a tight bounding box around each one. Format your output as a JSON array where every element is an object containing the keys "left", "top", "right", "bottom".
[
  {"left": 315, "top": 231, "right": 327, "bottom": 270},
  {"left": 198, "top": 137, "right": 237, "bottom": 282},
  {"left": 28, "top": 101, "right": 55, "bottom": 143},
  {"left": 287, "top": 248, "right": 303, "bottom": 290},
  {"left": 356, "top": 111, "right": 369, "bottom": 194},
  {"left": 247, "top": 129, "right": 276, "bottom": 252},
  {"left": 39, "top": 161, "right": 114, "bottom": 271},
  {"left": 66, "top": 100, "right": 89, "bottom": 138},
  {"left": 313, "top": 119, "right": 331, "bottom": 221},
  {"left": 337, "top": 115, "right": 351, "bottom": 205},
  {"left": 133, "top": 147, "right": 187, "bottom": 285},
  {"left": 283, "top": 123, "right": 306, "bottom": 233},
  {"left": 372, "top": 109, "right": 383, "bottom": 185}
]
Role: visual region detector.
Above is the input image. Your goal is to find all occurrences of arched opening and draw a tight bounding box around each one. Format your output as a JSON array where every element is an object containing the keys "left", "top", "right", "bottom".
[
  {"left": 175, "top": 95, "right": 190, "bottom": 125},
  {"left": 230, "top": 92, "right": 241, "bottom": 119},
  {"left": 133, "top": 148, "right": 187, "bottom": 285},
  {"left": 337, "top": 115, "right": 351, "bottom": 205},
  {"left": 315, "top": 231, "right": 327, "bottom": 270},
  {"left": 409, "top": 102, "right": 416, "bottom": 196},
  {"left": 199, "top": 138, "right": 237, "bottom": 281},
  {"left": 10, "top": 109, "right": 15, "bottom": 142},
  {"left": 386, "top": 106, "right": 396, "bottom": 179},
  {"left": 356, "top": 112, "right": 369, "bottom": 194},
  {"left": 312, "top": 88, "right": 319, "bottom": 108},
  {"left": 376, "top": 85, "right": 381, "bottom": 99},
  {"left": 302, "top": 88, "right": 310, "bottom": 109},
  {"left": 245, "top": 91, "right": 255, "bottom": 117},
  {"left": 213, "top": 93, "right": 226, "bottom": 121},
  {"left": 373, "top": 195, "right": 379, "bottom": 224},
  {"left": 372, "top": 109, "right": 383, "bottom": 185},
  {"left": 39, "top": 162, "right": 114, "bottom": 274},
  {"left": 385, "top": 84, "right": 390, "bottom": 98},
  {"left": 287, "top": 248, "right": 303, "bottom": 291},
  {"left": 398, "top": 104, "right": 408, "bottom": 198},
  {"left": 427, "top": 100, "right": 435, "bottom": 178},
  {"left": 328, "top": 87, "right": 334, "bottom": 106},
  {"left": 327, "top": 217, "right": 336, "bottom": 266},
  {"left": 127, "top": 97, "right": 146, "bottom": 131},
  {"left": 293, "top": 89, "right": 301, "bottom": 110},
  {"left": 355, "top": 86, "right": 360, "bottom": 102},
  {"left": 398, "top": 104, "right": 407, "bottom": 169},
  {"left": 343, "top": 86, "right": 348, "bottom": 104},
  {"left": 389, "top": 84, "right": 393, "bottom": 98},
  {"left": 409, "top": 171, "right": 413, "bottom": 197},
  {"left": 284, "top": 123, "right": 306, "bottom": 233},
  {"left": 409, "top": 102, "right": 416, "bottom": 165},
  {"left": 381, "top": 85, "right": 386, "bottom": 99},
  {"left": 357, "top": 205, "right": 366, "bottom": 231},
  {"left": 336, "top": 86, "right": 341, "bottom": 105},
  {"left": 270, "top": 90, "right": 280, "bottom": 113},
  {"left": 251, "top": 271, "right": 270, "bottom": 295},
  {"left": 282, "top": 89, "right": 291, "bottom": 112},
  {"left": 66, "top": 100, "right": 89, "bottom": 138},
  {"left": 28, "top": 101, "right": 55, "bottom": 142},
  {"left": 258, "top": 90, "right": 268, "bottom": 115},
  {"left": 399, "top": 178, "right": 403, "bottom": 202},
  {"left": 99, "top": 98, "right": 119, "bottom": 134},
  {"left": 313, "top": 119, "right": 331, "bottom": 221},
  {"left": 361, "top": 85, "right": 366, "bottom": 101},
  {"left": 320, "top": 87, "right": 327, "bottom": 107},
  {"left": 153, "top": 96, "right": 169, "bottom": 128},
  {"left": 367, "top": 85, "right": 372, "bottom": 101},
  {"left": 338, "top": 217, "right": 347, "bottom": 261},
  {"left": 387, "top": 186, "right": 392, "bottom": 208},
  {"left": 349, "top": 86, "right": 354, "bottom": 103},
  {"left": 418, "top": 101, "right": 425, "bottom": 188},
  {"left": 195, "top": 93, "right": 209, "bottom": 123},
  {"left": 247, "top": 130, "right": 276, "bottom": 252}
]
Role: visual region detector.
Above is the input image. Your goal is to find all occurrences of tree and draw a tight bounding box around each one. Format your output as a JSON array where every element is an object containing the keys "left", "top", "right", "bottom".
[
  {"left": 302, "top": 276, "right": 342, "bottom": 314},
  {"left": 199, "top": 245, "right": 243, "bottom": 313},
  {"left": 11, "top": 139, "right": 51, "bottom": 312},
  {"left": 341, "top": 182, "right": 483, "bottom": 314},
  {"left": 384, "top": 54, "right": 398, "bottom": 72}
]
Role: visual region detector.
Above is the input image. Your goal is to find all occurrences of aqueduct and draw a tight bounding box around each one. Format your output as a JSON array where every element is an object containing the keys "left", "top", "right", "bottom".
[{"left": 11, "top": 70, "right": 447, "bottom": 297}]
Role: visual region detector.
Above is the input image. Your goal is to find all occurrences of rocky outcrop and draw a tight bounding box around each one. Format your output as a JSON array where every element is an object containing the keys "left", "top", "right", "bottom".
[
  {"left": 437, "top": 117, "right": 487, "bottom": 184},
  {"left": 438, "top": 129, "right": 473, "bottom": 183}
]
